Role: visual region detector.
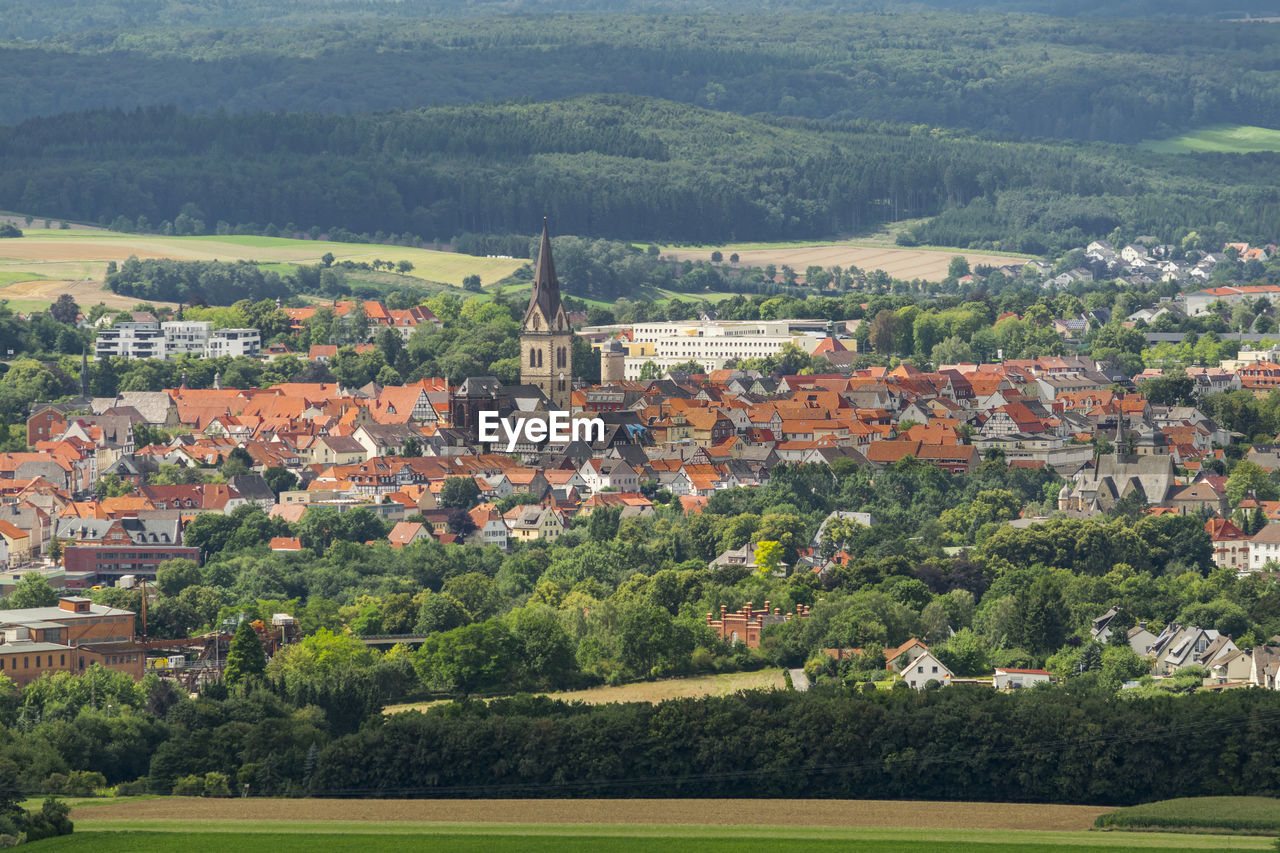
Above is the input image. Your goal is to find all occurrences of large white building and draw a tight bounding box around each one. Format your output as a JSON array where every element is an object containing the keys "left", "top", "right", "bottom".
[
  {"left": 206, "top": 329, "right": 261, "bottom": 358},
  {"left": 96, "top": 322, "right": 262, "bottom": 360},
  {"left": 585, "top": 320, "right": 828, "bottom": 379},
  {"left": 95, "top": 322, "right": 166, "bottom": 360}
]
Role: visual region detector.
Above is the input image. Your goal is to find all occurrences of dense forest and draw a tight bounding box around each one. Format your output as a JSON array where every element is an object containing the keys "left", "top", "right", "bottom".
[
  {"left": 2, "top": 11, "right": 1279, "bottom": 140},
  {"left": 4, "top": 97, "right": 1279, "bottom": 248}
]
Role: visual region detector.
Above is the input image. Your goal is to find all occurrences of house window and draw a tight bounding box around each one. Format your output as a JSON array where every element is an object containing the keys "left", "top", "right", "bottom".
[
  {"left": 917, "top": 665, "right": 924, "bottom": 673},
  {"left": 932, "top": 666, "right": 938, "bottom": 673}
]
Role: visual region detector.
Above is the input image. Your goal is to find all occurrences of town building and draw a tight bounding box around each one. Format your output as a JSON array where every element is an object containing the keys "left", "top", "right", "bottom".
[{"left": 520, "top": 222, "right": 574, "bottom": 409}]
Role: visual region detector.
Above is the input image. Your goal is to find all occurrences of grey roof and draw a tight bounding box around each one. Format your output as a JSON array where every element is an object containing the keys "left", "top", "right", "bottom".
[{"left": 0, "top": 603, "right": 131, "bottom": 623}]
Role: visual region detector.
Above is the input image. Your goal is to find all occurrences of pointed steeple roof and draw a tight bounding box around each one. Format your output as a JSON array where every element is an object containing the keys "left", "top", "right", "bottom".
[{"left": 526, "top": 219, "right": 565, "bottom": 327}]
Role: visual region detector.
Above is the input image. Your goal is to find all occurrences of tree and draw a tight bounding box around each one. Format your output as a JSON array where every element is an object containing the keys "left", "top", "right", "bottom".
[
  {"left": 397, "top": 260, "right": 415, "bottom": 274},
  {"left": 0, "top": 224, "right": 21, "bottom": 238},
  {"left": 49, "top": 294, "right": 79, "bottom": 324},
  {"left": 1227, "top": 459, "right": 1277, "bottom": 505},
  {"left": 462, "top": 274, "right": 482, "bottom": 292},
  {"left": 439, "top": 476, "right": 481, "bottom": 509},
  {"left": 155, "top": 559, "right": 202, "bottom": 597},
  {"left": 754, "top": 540, "right": 785, "bottom": 577},
  {"left": 225, "top": 619, "right": 267, "bottom": 684},
  {"left": 262, "top": 466, "right": 298, "bottom": 496},
  {"left": 948, "top": 256, "right": 970, "bottom": 278},
  {"left": 7, "top": 573, "right": 58, "bottom": 608}
]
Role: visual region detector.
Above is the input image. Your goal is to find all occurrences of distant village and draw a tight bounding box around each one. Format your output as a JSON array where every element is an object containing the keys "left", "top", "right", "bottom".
[{"left": 6, "top": 232, "right": 1280, "bottom": 691}]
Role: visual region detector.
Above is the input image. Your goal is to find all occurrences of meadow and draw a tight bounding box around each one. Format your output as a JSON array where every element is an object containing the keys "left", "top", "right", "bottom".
[
  {"left": 1095, "top": 796, "right": 1280, "bottom": 834},
  {"left": 662, "top": 243, "right": 1028, "bottom": 282},
  {"left": 383, "top": 669, "right": 788, "bottom": 715},
  {"left": 1139, "top": 125, "right": 1280, "bottom": 154},
  {"left": 0, "top": 229, "right": 526, "bottom": 311},
  {"left": 28, "top": 797, "right": 1272, "bottom": 852}
]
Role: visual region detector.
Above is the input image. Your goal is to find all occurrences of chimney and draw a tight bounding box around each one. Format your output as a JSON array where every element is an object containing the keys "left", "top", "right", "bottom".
[
  {"left": 764, "top": 600, "right": 771, "bottom": 613},
  {"left": 744, "top": 601, "right": 753, "bottom": 618}
]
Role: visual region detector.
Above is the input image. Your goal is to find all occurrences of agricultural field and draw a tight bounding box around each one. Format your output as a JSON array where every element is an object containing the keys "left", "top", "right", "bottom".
[
  {"left": 662, "top": 243, "right": 1029, "bottom": 282},
  {"left": 0, "top": 229, "right": 526, "bottom": 311},
  {"left": 384, "top": 669, "right": 788, "bottom": 715},
  {"left": 1139, "top": 125, "right": 1280, "bottom": 154},
  {"left": 36, "top": 797, "right": 1272, "bottom": 852},
  {"left": 1095, "top": 796, "right": 1280, "bottom": 835}
]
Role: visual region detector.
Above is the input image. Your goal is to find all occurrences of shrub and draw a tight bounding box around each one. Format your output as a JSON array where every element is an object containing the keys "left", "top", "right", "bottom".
[
  {"left": 203, "top": 771, "right": 232, "bottom": 798},
  {"left": 40, "top": 773, "right": 68, "bottom": 794},
  {"left": 171, "top": 774, "right": 204, "bottom": 796},
  {"left": 115, "top": 779, "right": 149, "bottom": 797},
  {"left": 64, "top": 770, "right": 106, "bottom": 797}
]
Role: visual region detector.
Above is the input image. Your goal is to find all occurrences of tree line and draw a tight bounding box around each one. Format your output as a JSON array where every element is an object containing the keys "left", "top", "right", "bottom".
[{"left": 4, "top": 97, "right": 1280, "bottom": 249}]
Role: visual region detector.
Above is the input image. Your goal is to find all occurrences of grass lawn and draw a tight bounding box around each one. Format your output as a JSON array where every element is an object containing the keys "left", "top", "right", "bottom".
[
  {"left": 1139, "top": 125, "right": 1280, "bottom": 154},
  {"left": 1095, "top": 796, "right": 1280, "bottom": 834},
  {"left": 384, "top": 669, "right": 787, "bottom": 714},
  {"left": 0, "top": 271, "right": 48, "bottom": 286},
  {"left": 29, "top": 828, "right": 1276, "bottom": 852}
]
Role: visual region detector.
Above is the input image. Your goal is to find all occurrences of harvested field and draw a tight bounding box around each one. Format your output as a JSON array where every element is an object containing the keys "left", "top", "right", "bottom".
[
  {"left": 0, "top": 278, "right": 172, "bottom": 310},
  {"left": 72, "top": 797, "right": 1110, "bottom": 831},
  {"left": 665, "top": 244, "right": 1027, "bottom": 282},
  {"left": 0, "top": 231, "right": 523, "bottom": 289},
  {"left": 384, "top": 669, "right": 787, "bottom": 715}
]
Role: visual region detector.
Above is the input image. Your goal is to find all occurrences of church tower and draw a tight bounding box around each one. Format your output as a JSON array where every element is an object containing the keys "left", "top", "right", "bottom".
[{"left": 521, "top": 221, "right": 573, "bottom": 409}]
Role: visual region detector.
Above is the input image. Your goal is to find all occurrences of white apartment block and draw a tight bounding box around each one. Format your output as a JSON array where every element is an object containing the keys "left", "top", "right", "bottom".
[
  {"left": 97, "top": 322, "right": 262, "bottom": 360},
  {"left": 206, "top": 329, "right": 262, "bottom": 358},
  {"left": 598, "top": 320, "right": 823, "bottom": 379},
  {"left": 163, "top": 321, "right": 212, "bottom": 357},
  {"left": 95, "top": 322, "right": 165, "bottom": 360}
]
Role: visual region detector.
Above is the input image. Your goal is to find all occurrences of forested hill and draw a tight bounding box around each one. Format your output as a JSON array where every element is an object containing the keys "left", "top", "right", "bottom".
[
  {"left": 2, "top": 12, "right": 1279, "bottom": 141},
  {"left": 0, "top": 0, "right": 1272, "bottom": 38},
  {"left": 3, "top": 96, "right": 1278, "bottom": 248}
]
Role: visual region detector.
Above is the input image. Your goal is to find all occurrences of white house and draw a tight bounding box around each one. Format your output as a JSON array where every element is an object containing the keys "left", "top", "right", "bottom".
[
  {"left": 993, "top": 668, "right": 1052, "bottom": 690},
  {"left": 902, "top": 651, "right": 952, "bottom": 690}
]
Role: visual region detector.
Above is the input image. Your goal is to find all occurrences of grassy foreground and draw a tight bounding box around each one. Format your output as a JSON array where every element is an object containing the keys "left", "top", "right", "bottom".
[
  {"left": 1096, "top": 796, "right": 1280, "bottom": 835},
  {"left": 1140, "top": 124, "right": 1280, "bottom": 154},
  {"left": 28, "top": 828, "right": 1276, "bottom": 852}
]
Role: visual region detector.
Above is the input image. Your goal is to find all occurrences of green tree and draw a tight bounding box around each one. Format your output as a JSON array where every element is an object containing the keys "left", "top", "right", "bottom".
[
  {"left": 225, "top": 619, "right": 267, "bottom": 685},
  {"left": 7, "top": 573, "right": 58, "bottom": 608},
  {"left": 1227, "top": 459, "right": 1277, "bottom": 505},
  {"left": 439, "top": 476, "right": 481, "bottom": 509},
  {"left": 947, "top": 256, "right": 970, "bottom": 278}
]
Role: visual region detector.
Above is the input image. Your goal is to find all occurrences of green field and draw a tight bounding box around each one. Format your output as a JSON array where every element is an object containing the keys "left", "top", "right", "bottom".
[
  {"left": 1096, "top": 796, "right": 1280, "bottom": 835},
  {"left": 1140, "top": 125, "right": 1280, "bottom": 154},
  {"left": 27, "top": 828, "right": 1275, "bottom": 852}
]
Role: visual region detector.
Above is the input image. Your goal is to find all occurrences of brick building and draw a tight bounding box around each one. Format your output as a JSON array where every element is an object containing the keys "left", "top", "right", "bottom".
[
  {"left": 0, "top": 596, "right": 144, "bottom": 686},
  {"left": 705, "top": 601, "right": 810, "bottom": 648}
]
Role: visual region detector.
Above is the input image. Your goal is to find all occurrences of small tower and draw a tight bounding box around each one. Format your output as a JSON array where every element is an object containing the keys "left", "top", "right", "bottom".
[
  {"left": 520, "top": 220, "right": 573, "bottom": 408},
  {"left": 600, "top": 338, "right": 625, "bottom": 383}
]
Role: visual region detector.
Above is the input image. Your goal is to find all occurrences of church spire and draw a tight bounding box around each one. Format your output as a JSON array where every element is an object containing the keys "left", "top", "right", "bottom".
[
  {"left": 526, "top": 218, "right": 564, "bottom": 326},
  {"left": 1114, "top": 412, "right": 1125, "bottom": 458}
]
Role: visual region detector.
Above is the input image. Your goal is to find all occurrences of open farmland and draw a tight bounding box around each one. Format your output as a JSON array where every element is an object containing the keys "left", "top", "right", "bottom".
[
  {"left": 384, "top": 669, "right": 787, "bottom": 715},
  {"left": 1139, "top": 125, "right": 1280, "bottom": 154},
  {"left": 46, "top": 797, "right": 1273, "bottom": 852},
  {"left": 0, "top": 229, "right": 526, "bottom": 310},
  {"left": 663, "top": 243, "right": 1029, "bottom": 282},
  {"left": 1095, "top": 796, "right": 1280, "bottom": 834}
]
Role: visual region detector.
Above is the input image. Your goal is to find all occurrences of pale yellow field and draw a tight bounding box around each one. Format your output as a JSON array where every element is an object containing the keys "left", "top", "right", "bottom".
[
  {"left": 0, "top": 278, "right": 175, "bottom": 310},
  {"left": 666, "top": 244, "right": 1027, "bottom": 282},
  {"left": 0, "top": 231, "right": 524, "bottom": 298},
  {"left": 385, "top": 669, "right": 787, "bottom": 715}
]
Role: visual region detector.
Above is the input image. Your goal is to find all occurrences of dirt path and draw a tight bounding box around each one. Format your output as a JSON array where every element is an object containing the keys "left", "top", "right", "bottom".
[{"left": 73, "top": 797, "right": 1110, "bottom": 831}]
